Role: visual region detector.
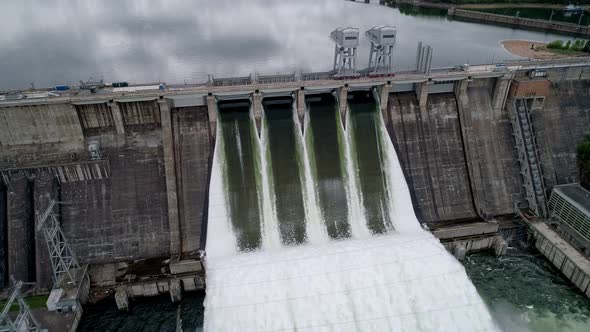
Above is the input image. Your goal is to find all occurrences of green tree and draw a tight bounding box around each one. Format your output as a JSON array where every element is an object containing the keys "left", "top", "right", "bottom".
[
  {"left": 547, "top": 40, "right": 564, "bottom": 49},
  {"left": 584, "top": 40, "right": 590, "bottom": 52},
  {"left": 577, "top": 136, "right": 590, "bottom": 189},
  {"left": 572, "top": 40, "right": 585, "bottom": 51},
  {"left": 564, "top": 40, "right": 572, "bottom": 50}
]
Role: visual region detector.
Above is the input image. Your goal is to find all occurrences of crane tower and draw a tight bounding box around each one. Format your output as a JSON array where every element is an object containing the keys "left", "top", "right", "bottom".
[
  {"left": 330, "top": 27, "right": 360, "bottom": 77},
  {"left": 365, "top": 25, "right": 396, "bottom": 75}
]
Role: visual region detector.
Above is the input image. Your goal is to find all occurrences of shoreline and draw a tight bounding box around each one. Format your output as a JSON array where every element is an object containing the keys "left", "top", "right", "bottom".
[{"left": 501, "top": 39, "right": 585, "bottom": 60}]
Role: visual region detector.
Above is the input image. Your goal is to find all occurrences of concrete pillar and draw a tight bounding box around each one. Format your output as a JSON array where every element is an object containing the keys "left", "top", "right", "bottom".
[
  {"left": 379, "top": 83, "right": 391, "bottom": 113},
  {"left": 453, "top": 78, "right": 483, "bottom": 218},
  {"left": 169, "top": 278, "right": 182, "bottom": 303},
  {"left": 338, "top": 86, "right": 348, "bottom": 127},
  {"left": 109, "top": 101, "right": 125, "bottom": 135},
  {"left": 33, "top": 172, "right": 57, "bottom": 291},
  {"left": 115, "top": 286, "right": 129, "bottom": 311},
  {"left": 492, "top": 74, "right": 512, "bottom": 113},
  {"left": 296, "top": 88, "right": 305, "bottom": 133},
  {"left": 493, "top": 235, "right": 508, "bottom": 256},
  {"left": 452, "top": 242, "right": 467, "bottom": 261},
  {"left": 7, "top": 174, "right": 34, "bottom": 283},
  {"left": 453, "top": 78, "right": 468, "bottom": 98},
  {"left": 159, "top": 98, "right": 181, "bottom": 259},
  {"left": 252, "top": 91, "right": 263, "bottom": 136},
  {"left": 206, "top": 95, "right": 218, "bottom": 139},
  {"left": 416, "top": 81, "right": 429, "bottom": 110}
]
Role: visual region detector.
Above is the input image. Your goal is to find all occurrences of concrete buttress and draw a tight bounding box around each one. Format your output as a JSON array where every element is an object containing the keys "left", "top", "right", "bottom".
[
  {"left": 338, "top": 86, "right": 348, "bottom": 127},
  {"left": 416, "top": 81, "right": 429, "bottom": 111},
  {"left": 109, "top": 101, "right": 125, "bottom": 135},
  {"left": 159, "top": 98, "right": 181, "bottom": 259},
  {"left": 492, "top": 74, "right": 512, "bottom": 113},
  {"left": 252, "top": 92, "right": 263, "bottom": 136},
  {"left": 379, "top": 83, "right": 391, "bottom": 127},
  {"left": 206, "top": 95, "right": 218, "bottom": 139},
  {"left": 296, "top": 88, "right": 305, "bottom": 133}
]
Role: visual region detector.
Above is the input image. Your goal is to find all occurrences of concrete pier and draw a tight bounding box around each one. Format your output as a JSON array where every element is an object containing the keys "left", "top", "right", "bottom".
[
  {"left": 379, "top": 83, "right": 390, "bottom": 113},
  {"left": 530, "top": 222, "right": 590, "bottom": 299},
  {"left": 492, "top": 74, "right": 512, "bottom": 113},
  {"left": 416, "top": 81, "right": 429, "bottom": 110},
  {"left": 338, "top": 86, "right": 348, "bottom": 126},
  {"left": 160, "top": 98, "right": 181, "bottom": 259},
  {"left": 109, "top": 101, "right": 125, "bottom": 135},
  {"left": 206, "top": 95, "right": 217, "bottom": 138},
  {"left": 252, "top": 91, "right": 263, "bottom": 135},
  {"left": 296, "top": 88, "right": 305, "bottom": 132}
]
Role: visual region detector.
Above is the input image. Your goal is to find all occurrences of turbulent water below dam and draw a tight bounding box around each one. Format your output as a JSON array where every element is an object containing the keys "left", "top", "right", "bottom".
[{"left": 204, "top": 92, "right": 498, "bottom": 331}]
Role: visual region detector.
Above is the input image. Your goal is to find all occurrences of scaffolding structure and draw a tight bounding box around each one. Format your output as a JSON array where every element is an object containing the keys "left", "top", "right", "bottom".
[
  {"left": 37, "top": 201, "right": 80, "bottom": 287},
  {"left": 0, "top": 278, "right": 45, "bottom": 332}
]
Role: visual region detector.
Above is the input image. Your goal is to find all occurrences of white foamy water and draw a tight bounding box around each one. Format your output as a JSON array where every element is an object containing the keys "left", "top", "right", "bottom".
[{"left": 205, "top": 99, "right": 499, "bottom": 331}]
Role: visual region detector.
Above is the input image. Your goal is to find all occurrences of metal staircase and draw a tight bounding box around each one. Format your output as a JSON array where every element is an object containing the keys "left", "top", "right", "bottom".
[{"left": 510, "top": 98, "right": 547, "bottom": 217}]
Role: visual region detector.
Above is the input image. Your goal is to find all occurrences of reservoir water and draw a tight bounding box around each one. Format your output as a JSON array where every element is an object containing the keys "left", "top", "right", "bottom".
[{"left": 0, "top": 0, "right": 571, "bottom": 90}]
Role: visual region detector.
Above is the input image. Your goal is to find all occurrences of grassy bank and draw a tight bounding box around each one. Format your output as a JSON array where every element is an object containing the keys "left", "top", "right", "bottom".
[{"left": 0, "top": 295, "right": 48, "bottom": 312}]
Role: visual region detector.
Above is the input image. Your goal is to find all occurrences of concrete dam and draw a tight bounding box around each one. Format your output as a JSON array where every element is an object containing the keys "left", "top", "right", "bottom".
[{"left": 2, "top": 58, "right": 590, "bottom": 329}]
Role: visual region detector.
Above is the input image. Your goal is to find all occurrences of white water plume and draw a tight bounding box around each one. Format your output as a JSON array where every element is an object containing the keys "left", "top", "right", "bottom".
[
  {"left": 204, "top": 122, "right": 237, "bottom": 258},
  {"left": 254, "top": 103, "right": 281, "bottom": 250},
  {"left": 294, "top": 99, "right": 328, "bottom": 244},
  {"left": 340, "top": 96, "right": 371, "bottom": 238},
  {"left": 205, "top": 95, "right": 499, "bottom": 332}
]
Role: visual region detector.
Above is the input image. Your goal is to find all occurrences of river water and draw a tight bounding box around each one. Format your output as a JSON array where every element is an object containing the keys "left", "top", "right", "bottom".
[
  {"left": 465, "top": 249, "right": 590, "bottom": 332},
  {"left": 0, "top": 0, "right": 571, "bottom": 90}
]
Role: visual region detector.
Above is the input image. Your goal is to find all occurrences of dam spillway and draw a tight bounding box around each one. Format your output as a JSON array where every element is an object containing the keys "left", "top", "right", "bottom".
[
  {"left": 3, "top": 59, "right": 590, "bottom": 329},
  {"left": 204, "top": 92, "right": 498, "bottom": 331}
]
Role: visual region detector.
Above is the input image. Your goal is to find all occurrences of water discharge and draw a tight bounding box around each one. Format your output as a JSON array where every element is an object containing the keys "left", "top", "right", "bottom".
[
  {"left": 205, "top": 93, "right": 499, "bottom": 331},
  {"left": 263, "top": 97, "right": 307, "bottom": 245},
  {"left": 306, "top": 94, "right": 351, "bottom": 240},
  {"left": 216, "top": 100, "right": 262, "bottom": 251}
]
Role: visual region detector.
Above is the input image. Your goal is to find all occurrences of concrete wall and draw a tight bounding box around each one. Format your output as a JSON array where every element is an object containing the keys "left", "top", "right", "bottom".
[
  {"left": 6, "top": 174, "right": 35, "bottom": 282},
  {"left": 533, "top": 79, "right": 590, "bottom": 188},
  {"left": 449, "top": 8, "right": 590, "bottom": 38},
  {"left": 0, "top": 103, "right": 83, "bottom": 146},
  {"left": 172, "top": 106, "right": 212, "bottom": 254},
  {"left": 0, "top": 184, "right": 6, "bottom": 286},
  {"left": 0, "top": 103, "right": 85, "bottom": 167},
  {"left": 386, "top": 92, "right": 476, "bottom": 223},
  {"left": 75, "top": 103, "right": 115, "bottom": 131},
  {"left": 456, "top": 82, "right": 522, "bottom": 217},
  {"left": 120, "top": 100, "right": 161, "bottom": 126},
  {"left": 60, "top": 127, "right": 170, "bottom": 263}
]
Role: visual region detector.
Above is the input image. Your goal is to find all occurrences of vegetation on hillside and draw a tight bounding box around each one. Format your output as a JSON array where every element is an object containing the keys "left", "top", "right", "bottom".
[
  {"left": 545, "top": 39, "right": 590, "bottom": 54},
  {"left": 429, "top": 0, "right": 590, "bottom": 4},
  {"left": 0, "top": 295, "right": 48, "bottom": 312},
  {"left": 578, "top": 136, "right": 590, "bottom": 189}
]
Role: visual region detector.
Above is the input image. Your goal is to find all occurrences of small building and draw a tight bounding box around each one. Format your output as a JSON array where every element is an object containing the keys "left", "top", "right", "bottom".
[{"left": 548, "top": 184, "right": 590, "bottom": 256}]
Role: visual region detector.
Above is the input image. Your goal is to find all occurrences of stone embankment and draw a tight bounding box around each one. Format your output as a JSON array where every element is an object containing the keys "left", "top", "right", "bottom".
[{"left": 448, "top": 8, "right": 590, "bottom": 37}]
